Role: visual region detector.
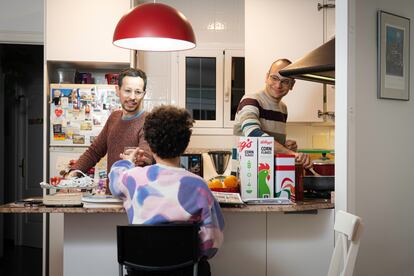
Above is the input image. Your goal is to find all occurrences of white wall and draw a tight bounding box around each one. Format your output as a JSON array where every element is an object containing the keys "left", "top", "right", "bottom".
[
  {"left": 0, "top": 0, "right": 43, "bottom": 43},
  {"left": 344, "top": 0, "right": 414, "bottom": 275}
]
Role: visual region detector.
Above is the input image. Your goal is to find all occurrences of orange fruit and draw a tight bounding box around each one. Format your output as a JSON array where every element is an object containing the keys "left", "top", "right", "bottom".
[
  {"left": 208, "top": 179, "right": 223, "bottom": 189},
  {"left": 223, "top": 175, "right": 239, "bottom": 188}
]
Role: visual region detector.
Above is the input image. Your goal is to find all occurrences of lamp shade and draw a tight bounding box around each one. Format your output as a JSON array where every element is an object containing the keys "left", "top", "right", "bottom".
[{"left": 113, "top": 3, "right": 196, "bottom": 51}]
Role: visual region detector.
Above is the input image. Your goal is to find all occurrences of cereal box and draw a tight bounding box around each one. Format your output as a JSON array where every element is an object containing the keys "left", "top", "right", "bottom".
[
  {"left": 257, "top": 137, "right": 274, "bottom": 198},
  {"left": 239, "top": 137, "right": 258, "bottom": 199}
]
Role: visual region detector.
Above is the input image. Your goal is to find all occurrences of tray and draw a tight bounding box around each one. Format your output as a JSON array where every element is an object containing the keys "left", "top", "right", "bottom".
[{"left": 40, "top": 170, "right": 97, "bottom": 190}]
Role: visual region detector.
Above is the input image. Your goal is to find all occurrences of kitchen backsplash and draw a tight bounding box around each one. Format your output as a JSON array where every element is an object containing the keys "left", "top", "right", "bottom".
[{"left": 188, "top": 123, "right": 335, "bottom": 150}]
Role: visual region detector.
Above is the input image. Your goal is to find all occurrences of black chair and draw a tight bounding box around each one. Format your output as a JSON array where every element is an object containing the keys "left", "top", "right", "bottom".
[{"left": 117, "top": 223, "right": 201, "bottom": 276}]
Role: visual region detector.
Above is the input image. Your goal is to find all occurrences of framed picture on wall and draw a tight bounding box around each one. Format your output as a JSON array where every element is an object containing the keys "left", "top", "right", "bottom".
[{"left": 377, "top": 11, "right": 410, "bottom": 100}]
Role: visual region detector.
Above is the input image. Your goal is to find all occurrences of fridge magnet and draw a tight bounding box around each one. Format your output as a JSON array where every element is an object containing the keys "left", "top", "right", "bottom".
[
  {"left": 53, "top": 133, "right": 66, "bottom": 140},
  {"left": 378, "top": 11, "right": 410, "bottom": 100},
  {"left": 52, "top": 89, "right": 62, "bottom": 105},
  {"left": 93, "top": 116, "right": 102, "bottom": 126},
  {"left": 72, "top": 89, "right": 80, "bottom": 109},
  {"left": 80, "top": 121, "right": 92, "bottom": 131},
  {"left": 65, "top": 127, "right": 74, "bottom": 140},
  {"left": 54, "top": 107, "right": 64, "bottom": 117},
  {"left": 90, "top": 136, "right": 96, "bottom": 144},
  {"left": 79, "top": 88, "right": 94, "bottom": 101},
  {"left": 73, "top": 134, "right": 85, "bottom": 144},
  {"left": 60, "top": 97, "right": 69, "bottom": 107},
  {"left": 53, "top": 124, "right": 63, "bottom": 134}
]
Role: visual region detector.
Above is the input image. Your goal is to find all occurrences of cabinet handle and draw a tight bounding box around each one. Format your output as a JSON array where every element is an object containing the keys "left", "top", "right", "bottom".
[{"left": 317, "top": 3, "right": 335, "bottom": 11}]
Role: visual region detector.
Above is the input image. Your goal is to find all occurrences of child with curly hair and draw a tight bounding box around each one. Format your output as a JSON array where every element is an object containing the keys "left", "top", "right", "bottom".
[{"left": 109, "top": 105, "right": 224, "bottom": 276}]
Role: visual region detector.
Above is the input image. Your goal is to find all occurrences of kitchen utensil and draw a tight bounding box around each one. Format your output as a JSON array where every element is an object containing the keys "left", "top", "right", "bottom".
[
  {"left": 208, "top": 151, "right": 231, "bottom": 176},
  {"left": 105, "top": 73, "right": 119, "bottom": 84},
  {"left": 56, "top": 68, "right": 76, "bottom": 83},
  {"left": 303, "top": 176, "right": 334, "bottom": 191},
  {"left": 308, "top": 167, "right": 321, "bottom": 176}
]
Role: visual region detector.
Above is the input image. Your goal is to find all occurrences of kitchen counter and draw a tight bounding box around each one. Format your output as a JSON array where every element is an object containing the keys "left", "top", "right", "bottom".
[
  {"left": 0, "top": 198, "right": 333, "bottom": 214},
  {"left": 0, "top": 198, "right": 334, "bottom": 276}
]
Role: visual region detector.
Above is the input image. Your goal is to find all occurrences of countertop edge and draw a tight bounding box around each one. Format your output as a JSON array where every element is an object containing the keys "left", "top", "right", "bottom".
[{"left": 0, "top": 200, "right": 334, "bottom": 214}]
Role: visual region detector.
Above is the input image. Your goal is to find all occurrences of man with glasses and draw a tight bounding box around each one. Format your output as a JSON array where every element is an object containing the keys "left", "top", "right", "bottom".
[
  {"left": 67, "top": 68, "right": 154, "bottom": 180},
  {"left": 234, "top": 59, "right": 311, "bottom": 168}
]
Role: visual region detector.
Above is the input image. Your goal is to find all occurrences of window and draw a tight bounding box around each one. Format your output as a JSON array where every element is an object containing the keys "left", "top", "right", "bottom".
[{"left": 177, "top": 49, "right": 244, "bottom": 130}]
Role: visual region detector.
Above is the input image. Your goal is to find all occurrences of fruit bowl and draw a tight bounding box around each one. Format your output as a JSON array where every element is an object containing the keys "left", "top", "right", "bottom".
[{"left": 207, "top": 175, "right": 240, "bottom": 193}]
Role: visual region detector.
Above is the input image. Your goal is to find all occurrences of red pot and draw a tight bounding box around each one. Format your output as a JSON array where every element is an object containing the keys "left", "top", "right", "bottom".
[{"left": 306, "top": 159, "right": 335, "bottom": 176}]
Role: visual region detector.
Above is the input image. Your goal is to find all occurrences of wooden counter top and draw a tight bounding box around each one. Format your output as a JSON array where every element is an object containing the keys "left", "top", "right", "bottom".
[{"left": 0, "top": 199, "right": 333, "bottom": 214}]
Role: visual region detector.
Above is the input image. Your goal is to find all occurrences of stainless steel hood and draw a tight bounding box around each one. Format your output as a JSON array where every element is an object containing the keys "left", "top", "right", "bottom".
[{"left": 279, "top": 37, "right": 335, "bottom": 85}]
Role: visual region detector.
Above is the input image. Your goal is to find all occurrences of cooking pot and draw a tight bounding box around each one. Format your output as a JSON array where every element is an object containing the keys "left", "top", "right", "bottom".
[
  {"left": 304, "top": 176, "right": 334, "bottom": 191},
  {"left": 306, "top": 158, "right": 334, "bottom": 176}
]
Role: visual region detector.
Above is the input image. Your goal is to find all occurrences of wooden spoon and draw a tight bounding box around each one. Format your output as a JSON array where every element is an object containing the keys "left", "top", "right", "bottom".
[{"left": 308, "top": 167, "right": 321, "bottom": 176}]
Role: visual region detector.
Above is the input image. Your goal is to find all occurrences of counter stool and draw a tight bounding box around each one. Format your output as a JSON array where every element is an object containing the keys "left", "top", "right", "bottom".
[{"left": 117, "top": 223, "right": 201, "bottom": 276}]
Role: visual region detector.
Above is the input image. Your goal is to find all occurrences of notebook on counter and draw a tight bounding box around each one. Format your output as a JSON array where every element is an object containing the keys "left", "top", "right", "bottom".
[
  {"left": 243, "top": 198, "right": 292, "bottom": 205},
  {"left": 81, "top": 194, "right": 123, "bottom": 208},
  {"left": 212, "top": 192, "right": 244, "bottom": 205},
  {"left": 81, "top": 194, "right": 122, "bottom": 203}
]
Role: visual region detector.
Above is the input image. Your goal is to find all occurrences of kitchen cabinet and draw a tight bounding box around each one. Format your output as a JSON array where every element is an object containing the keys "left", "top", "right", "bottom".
[
  {"left": 176, "top": 48, "right": 245, "bottom": 129},
  {"left": 245, "top": 0, "right": 335, "bottom": 122},
  {"left": 46, "top": 0, "right": 130, "bottom": 63}
]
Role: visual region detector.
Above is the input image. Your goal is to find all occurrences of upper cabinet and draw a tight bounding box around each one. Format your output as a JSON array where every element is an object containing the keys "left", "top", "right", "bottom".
[
  {"left": 46, "top": 0, "right": 130, "bottom": 63},
  {"left": 245, "top": 0, "right": 334, "bottom": 122},
  {"left": 177, "top": 49, "right": 244, "bottom": 129}
]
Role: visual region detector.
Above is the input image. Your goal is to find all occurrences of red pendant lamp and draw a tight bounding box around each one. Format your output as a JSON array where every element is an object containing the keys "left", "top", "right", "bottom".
[{"left": 113, "top": 2, "right": 196, "bottom": 51}]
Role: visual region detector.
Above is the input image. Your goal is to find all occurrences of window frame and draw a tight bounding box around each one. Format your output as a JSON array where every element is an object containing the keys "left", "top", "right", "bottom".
[
  {"left": 178, "top": 49, "right": 224, "bottom": 128},
  {"left": 223, "top": 49, "right": 245, "bottom": 128}
]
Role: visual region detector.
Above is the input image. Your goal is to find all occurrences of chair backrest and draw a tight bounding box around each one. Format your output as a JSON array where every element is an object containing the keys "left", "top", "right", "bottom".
[
  {"left": 117, "top": 223, "right": 200, "bottom": 274},
  {"left": 327, "top": 210, "right": 364, "bottom": 276}
]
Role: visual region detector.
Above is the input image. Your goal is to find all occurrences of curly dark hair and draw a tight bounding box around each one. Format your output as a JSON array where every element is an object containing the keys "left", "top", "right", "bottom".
[{"left": 144, "top": 105, "right": 194, "bottom": 159}]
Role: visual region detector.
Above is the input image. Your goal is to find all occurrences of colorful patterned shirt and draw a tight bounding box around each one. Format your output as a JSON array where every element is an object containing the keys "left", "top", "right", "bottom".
[{"left": 109, "top": 160, "right": 225, "bottom": 259}]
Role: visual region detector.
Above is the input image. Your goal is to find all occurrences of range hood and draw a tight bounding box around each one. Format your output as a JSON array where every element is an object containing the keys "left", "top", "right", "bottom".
[{"left": 279, "top": 37, "right": 335, "bottom": 85}]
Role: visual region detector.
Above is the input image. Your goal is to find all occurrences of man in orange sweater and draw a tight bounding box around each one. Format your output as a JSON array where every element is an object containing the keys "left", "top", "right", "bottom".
[{"left": 68, "top": 68, "right": 154, "bottom": 178}]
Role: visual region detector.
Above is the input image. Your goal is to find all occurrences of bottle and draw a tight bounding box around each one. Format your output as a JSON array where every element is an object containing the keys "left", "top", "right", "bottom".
[{"left": 230, "top": 148, "right": 240, "bottom": 178}]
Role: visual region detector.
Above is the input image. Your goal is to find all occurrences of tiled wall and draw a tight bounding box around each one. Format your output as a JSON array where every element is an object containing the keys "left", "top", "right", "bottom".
[
  {"left": 188, "top": 123, "right": 334, "bottom": 151},
  {"left": 286, "top": 123, "right": 335, "bottom": 149}
]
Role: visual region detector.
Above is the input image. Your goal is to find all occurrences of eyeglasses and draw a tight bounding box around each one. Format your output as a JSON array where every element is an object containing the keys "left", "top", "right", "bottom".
[
  {"left": 268, "top": 74, "right": 292, "bottom": 86},
  {"left": 121, "top": 89, "right": 146, "bottom": 97}
]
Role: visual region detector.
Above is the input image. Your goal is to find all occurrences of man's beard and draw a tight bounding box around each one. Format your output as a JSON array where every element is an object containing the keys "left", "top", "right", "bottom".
[{"left": 122, "top": 101, "right": 139, "bottom": 113}]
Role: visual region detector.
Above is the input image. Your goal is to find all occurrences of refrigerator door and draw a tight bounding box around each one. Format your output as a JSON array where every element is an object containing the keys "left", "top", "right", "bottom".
[
  {"left": 49, "top": 146, "right": 108, "bottom": 181},
  {"left": 50, "top": 84, "right": 120, "bottom": 147},
  {"left": 49, "top": 147, "right": 87, "bottom": 178}
]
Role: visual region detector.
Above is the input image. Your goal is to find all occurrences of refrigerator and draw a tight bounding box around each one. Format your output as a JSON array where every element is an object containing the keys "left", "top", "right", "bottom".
[{"left": 49, "top": 84, "right": 120, "bottom": 180}]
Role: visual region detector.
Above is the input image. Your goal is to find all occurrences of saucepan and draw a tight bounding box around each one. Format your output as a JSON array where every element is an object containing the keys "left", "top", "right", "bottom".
[{"left": 303, "top": 175, "right": 334, "bottom": 191}]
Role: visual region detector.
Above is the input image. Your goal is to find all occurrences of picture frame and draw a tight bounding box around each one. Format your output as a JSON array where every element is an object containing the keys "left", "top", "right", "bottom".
[
  {"left": 378, "top": 11, "right": 410, "bottom": 100},
  {"left": 377, "top": 11, "right": 410, "bottom": 101}
]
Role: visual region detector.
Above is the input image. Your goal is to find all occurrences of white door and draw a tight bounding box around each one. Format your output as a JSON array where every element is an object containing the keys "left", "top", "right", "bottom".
[{"left": 0, "top": 64, "right": 4, "bottom": 257}]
